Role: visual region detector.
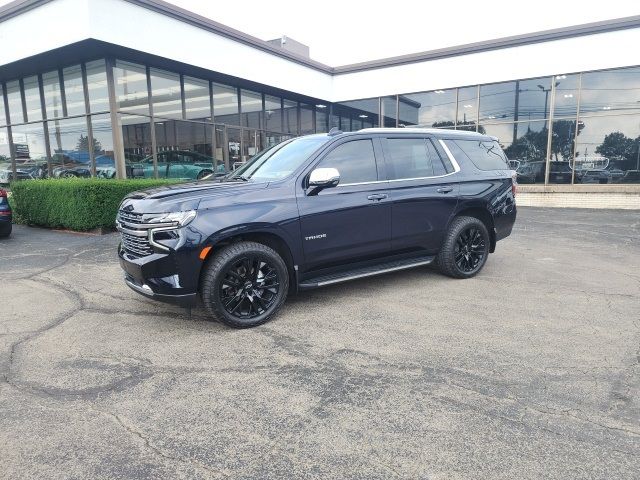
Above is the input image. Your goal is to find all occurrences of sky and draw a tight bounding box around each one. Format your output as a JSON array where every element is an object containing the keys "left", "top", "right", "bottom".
[{"left": 1, "top": 0, "right": 639, "bottom": 65}]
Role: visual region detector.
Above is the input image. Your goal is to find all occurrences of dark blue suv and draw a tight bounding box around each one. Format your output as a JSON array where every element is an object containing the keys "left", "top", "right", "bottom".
[{"left": 117, "top": 128, "right": 517, "bottom": 328}]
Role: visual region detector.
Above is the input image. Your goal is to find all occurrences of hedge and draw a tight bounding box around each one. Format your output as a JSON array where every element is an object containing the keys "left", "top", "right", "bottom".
[{"left": 10, "top": 178, "right": 181, "bottom": 231}]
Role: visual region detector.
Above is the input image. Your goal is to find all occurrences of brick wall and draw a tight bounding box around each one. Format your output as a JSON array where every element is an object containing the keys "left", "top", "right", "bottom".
[{"left": 517, "top": 192, "right": 640, "bottom": 209}]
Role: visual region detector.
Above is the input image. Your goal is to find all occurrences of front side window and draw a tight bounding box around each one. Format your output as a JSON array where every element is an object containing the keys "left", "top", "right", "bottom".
[
  {"left": 317, "top": 139, "right": 378, "bottom": 185},
  {"left": 385, "top": 138, "right": 436, "bottom": 180}
]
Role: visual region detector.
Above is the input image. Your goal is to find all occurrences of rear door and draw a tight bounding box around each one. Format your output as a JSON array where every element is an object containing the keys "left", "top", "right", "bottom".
[
  {"left": 382, "top": 136, "right": 459, "bottom": 252},
  {"left": 297, "top": 137, "right": 392, "bottom": 269}
]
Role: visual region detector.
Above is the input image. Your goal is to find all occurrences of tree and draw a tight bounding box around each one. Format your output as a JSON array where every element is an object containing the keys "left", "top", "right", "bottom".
[
  {"left": 76, "top": 134, "right": 102, "bottom": 153},
  {"left": 595, "top": 131, "right": 634, "bottom": 160}
]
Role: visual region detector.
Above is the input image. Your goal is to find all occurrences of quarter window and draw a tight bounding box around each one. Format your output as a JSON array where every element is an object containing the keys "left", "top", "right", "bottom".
[
  {"left": 385, "top": 138, "right": 438, "bottom": 180},
  {"left": 448, "top": 139, "right": 509, "bottom": 170},
  {"left": 318, "top": 139, "right": 378, "bottom": 185}
]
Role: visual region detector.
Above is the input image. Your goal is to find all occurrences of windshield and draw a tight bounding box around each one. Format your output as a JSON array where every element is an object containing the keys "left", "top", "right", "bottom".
[{"left": 227, "top": 136, "right": 330, "bottom": 182}]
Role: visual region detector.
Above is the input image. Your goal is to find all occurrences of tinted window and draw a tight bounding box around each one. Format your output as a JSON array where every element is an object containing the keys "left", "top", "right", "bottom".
[
  {"left": 318, "top": 139, "right": 378, "bottom": 184},
  {"left": 448, "top": 139, "right": 509, "bottom": 171},
  {"left": 385, "top": 138, "right": 433, "bottom": 179}
]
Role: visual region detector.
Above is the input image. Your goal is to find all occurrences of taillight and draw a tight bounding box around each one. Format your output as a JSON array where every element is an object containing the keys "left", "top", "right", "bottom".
[{"left": 0, "top": 189, "right": 6, "bottom": 198}]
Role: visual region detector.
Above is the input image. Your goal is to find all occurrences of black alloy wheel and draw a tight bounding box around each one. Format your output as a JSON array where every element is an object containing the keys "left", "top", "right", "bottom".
[
  {"left": 201, "top": 241, "right": 289, "bottom": 328},
  {"left": 436, "top": 215, "right": 490, "bottom": 279},
  {"left": 454, "top": 226, "right": 486, "bottom": 274},
  {"left": 219, "top": 256, "right": 280, "bottom": 320}
]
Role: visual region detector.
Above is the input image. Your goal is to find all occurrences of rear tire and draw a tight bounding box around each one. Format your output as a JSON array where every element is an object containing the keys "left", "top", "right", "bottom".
[
  {"left": 437, "top": 216, "right": 490, "bottom": 279},
  {"left": 201, "top": 241, "right": 289, "bottom": 328},
  {"left": 0, "top": 223, "right": 11, "bottom": 238}
]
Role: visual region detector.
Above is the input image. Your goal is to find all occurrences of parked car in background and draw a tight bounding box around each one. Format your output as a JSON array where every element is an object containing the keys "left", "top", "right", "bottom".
[
  {"left": 0, "top": 188, "right": 12, "bottom": 237},
  {"left": 0, "top": 162, "right": 48, "bottom": 185},
  {"left": 578, "top": 169, "right": 611, "bottom": 184},
  {"left": 129, "top": 150, "right": 223, "bottom": 180},
  {"left": 514, "top": 162, "right": 538, "bottom": 184},
  {"left": 548, "top": 161, "right": 573, "bottom": 184},
  {"left": 117, "top": 128, "right": 517, "bottom": 328},
  {"left": 615, "top": 170, "right": 640, "bottom": 183},
  {"left": 51, "top": 151, "right": 116, "bottom": 178}
]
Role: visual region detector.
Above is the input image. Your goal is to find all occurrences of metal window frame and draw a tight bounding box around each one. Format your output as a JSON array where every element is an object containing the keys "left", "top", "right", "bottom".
[
  {"left": 37, "top": 72, "right": 53, "bottom": 177},
  {"left": 80, "top": 62, "right": 96, "bottom": 176},
  {"left": 105, "top": 57, "right": 126, "bottom": 179},
  {"left": 18, "top": 78, "right": 28, "bottom": 123},
  {"left": 543, "top": 77, "right": 558, "bottom": 185},
  {"left": 2, "top": 81, "right": 17, "bottom": 179},
  {"left": 570, "top": 73, "right": 583, "bottom": 185},
  {"left": 146, "top": 65, "right": 159, "bottom": 179}
]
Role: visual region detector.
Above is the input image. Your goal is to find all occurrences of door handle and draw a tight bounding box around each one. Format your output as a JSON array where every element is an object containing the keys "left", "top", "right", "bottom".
[
  {"left": 367, "top": 193, "right": 388, "bottom": 201},
  {"left": 437, "top": 186, "right": 454, "bottom": 194}
]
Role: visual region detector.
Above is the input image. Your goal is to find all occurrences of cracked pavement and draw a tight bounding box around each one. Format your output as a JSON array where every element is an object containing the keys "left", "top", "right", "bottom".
[{"left": 0, "top": 207, "right": 639, "bottom": 479}]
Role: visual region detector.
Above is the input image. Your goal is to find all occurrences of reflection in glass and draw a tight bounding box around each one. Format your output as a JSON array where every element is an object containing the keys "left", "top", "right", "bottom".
[
  {"left": 242, "top": 129, "right": 261, "bottom": 162},
  {"left": 479, "top": 81, "right": 516, "bottom": 123},
  {"left": 85, "top": 60, "right": 109, "bottom": 113},
  {"left": 516, "top": 77, "right": 553, "bottom": 121},
  {"left": 6, "top": 80, "right": 24, "bottom": 125},
  {"left": 381, "top": 96, "right": 397, "bottom": 127},
  {"left": 574, "top": 115, "right": 640, "bottom": 184},
  {"left": 337, "top": 98, "right": 379, "bottom": 131},
  {"left": 264, "top": 95, "right": 282, "bottom": 133},
  {"left": 121, "top": 114, "right": 152, "bottom": 164},
  {"left": 241, "top": 90, "right": 262, "bottom": 129},
  {"left": 11, "top": 122, "right": 49, "bottom": 169},
  {"left": 548, "top": 119, "right": 580, "bottom": 184},
  {"left": 457, "top": 86, "right": 478, "bottom": 131},
  {"left": 114, "top": 61, "right": 149, "bottom": 115},
  {"left": 0, "top": 85, "right": 5, "bottom": 126},
  {"left": 399, "top": 89, "right": 456, "bottom": 128},
  {"left": 42, "top": 71, "right": 64, "bottom": 120},
  {"left": 212, "top": 83, "right": 239, "bottom": 125},
  {"left": 580, "top": 67, "right": 640, "bottom": 116},
  {"left": 0, "top": 127, "right": 10, "bottom": 172},
  {"left": 184, "top": 76, "right": 210, "bottom": 121},
  {"left": 551, "top": 74, "right": 578, "bottom": 118},
  {"left": 63, "top": 65, "right": 86, "bottom": 116},
  {"left": 316, "top": 107, "right": 328, "bottom": 133},
  {"left": 150, "top": 69, "right": 182, "bottom": 119},
  {"left": 23, "top": 76, "right": 43, "bottom": 122},
  {"left": 300, "top": 103, "right": 314, "bottom": 134},
  {"left": 48, "top": 117, "right": 91, "bottom": 177},
  {"left": 283, "top": 99, "right": 297, "bottom": 135},
  {"left": 90, "top": 114, "right": 116, "bottom": 178},
  {"left": 484, "top": 121, "right": 549, "bottom": 184}
]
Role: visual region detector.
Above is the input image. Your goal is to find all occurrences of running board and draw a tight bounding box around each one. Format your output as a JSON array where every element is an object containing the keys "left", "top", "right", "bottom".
[{"left": 298, "top": 255, "right": 435, "bottom": 289}]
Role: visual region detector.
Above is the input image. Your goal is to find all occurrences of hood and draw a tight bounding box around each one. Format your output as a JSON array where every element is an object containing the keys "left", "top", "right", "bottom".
[{"left": 120, "top": 179, "right": 269, "bottom": 213}]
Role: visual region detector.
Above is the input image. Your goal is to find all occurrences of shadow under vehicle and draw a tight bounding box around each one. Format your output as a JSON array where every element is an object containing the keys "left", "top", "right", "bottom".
[{"left": 129, "top": 150, "right": 225, "bottom": 180}]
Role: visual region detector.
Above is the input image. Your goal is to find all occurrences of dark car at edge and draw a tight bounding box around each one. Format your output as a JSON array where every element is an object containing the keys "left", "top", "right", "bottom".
[
  {"left": 117, "top": 128, "right": 517, "bottom": 328},
  {"left": 0, "top": 188, "right": 12, "bottom": 237}
]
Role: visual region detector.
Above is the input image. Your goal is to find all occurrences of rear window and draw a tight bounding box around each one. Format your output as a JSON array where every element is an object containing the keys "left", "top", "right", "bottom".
[{"left": 446, "top": 139, "right": 509, "bottom": 171}]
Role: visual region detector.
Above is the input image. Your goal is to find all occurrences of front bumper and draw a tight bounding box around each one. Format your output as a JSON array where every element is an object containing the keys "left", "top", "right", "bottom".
[{"left": 118, "top": 246, "right": 199, "bottom": 307}]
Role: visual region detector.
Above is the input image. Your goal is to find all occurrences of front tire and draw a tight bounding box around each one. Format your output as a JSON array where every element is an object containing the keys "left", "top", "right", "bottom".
[
  {"left": 437, "top": 216, "right": 490, "bottom": 279},
  {"left": 201, "top": 241, "right": 289, "bottom": 328}
]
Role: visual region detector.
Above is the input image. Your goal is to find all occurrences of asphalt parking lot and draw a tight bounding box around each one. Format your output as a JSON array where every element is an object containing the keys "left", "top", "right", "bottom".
[{"left": 1, "top": 207, "right": 638, "bottom": 479}]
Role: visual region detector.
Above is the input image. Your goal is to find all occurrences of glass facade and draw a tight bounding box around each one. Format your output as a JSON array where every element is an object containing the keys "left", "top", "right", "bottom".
[{"left": 0, "top": 57, "right": 638, "bottom": 185}]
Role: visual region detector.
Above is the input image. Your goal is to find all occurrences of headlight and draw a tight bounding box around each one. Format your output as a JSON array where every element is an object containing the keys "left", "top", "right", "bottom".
[{"left": 142, "top": 210, "right": 197, "bottom": 227}]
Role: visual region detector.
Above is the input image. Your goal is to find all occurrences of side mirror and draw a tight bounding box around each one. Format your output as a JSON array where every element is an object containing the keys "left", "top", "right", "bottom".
[{"left": 309, "top": 167, "right": 340, "bottom": 189}]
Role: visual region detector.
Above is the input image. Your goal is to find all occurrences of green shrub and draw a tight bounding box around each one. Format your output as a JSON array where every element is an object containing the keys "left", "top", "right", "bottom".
[{"left": 10, "top": 178, "right": 181, "bottom": 231}]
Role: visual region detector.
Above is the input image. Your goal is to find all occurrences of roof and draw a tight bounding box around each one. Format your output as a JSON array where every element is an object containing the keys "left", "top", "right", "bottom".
[
  {"left": 1, "top": 0, "right": 640, "bottom": 74},
  {"left": 358, "top": 128, "right": 487, "bottom": 138}
]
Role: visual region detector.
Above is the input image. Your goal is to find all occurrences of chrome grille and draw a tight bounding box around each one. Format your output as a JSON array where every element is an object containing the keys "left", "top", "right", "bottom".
[
  {"left": 121, "top": 231, "right": 153, "bottom": 257},
  {"left": 118, "top": 210, "right": 143, "bottom": 225}
]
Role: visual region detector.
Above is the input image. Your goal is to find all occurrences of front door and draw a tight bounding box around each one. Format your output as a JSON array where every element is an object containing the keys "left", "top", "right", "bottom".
[{"left": 297, "top": 137, "right": 391, "bottom": 270}]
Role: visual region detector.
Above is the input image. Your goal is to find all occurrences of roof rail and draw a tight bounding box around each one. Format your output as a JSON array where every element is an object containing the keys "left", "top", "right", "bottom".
[{"left": 328, "top": 127, "right": 343, "bottom": 136}]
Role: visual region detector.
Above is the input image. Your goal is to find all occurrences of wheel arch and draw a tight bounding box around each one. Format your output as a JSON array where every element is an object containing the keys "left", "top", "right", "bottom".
[{"left": 451, "top": 206, "right": 496, "bottom": 253}]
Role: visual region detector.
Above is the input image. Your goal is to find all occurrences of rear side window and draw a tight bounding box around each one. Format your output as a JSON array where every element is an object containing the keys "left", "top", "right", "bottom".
[
  {"left": 318, "top": 139, "right": 378, "bottom": 184},
  {"left": 385, "top": 138, "right": 450, "bottom": 180},
  {"left": 447, "top": 139, "right": 509, "bottom": 171}
]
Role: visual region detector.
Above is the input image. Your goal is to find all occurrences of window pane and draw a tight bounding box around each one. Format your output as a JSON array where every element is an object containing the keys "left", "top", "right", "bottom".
[
  {"left": 552, "top": 74, "right": 579, "bottom": 118},
  {"left": 385, "top": 138, "right": 434, "bottom": 179},
  {"left": 264, "top": 95, "right": 282, "bottom": 132},
  {"left": 480, "top": 81, "right": 516, "bottom": 123},
  {"left": 48, "top": 117, "right": 91, "bottom": 176},
  {"left": 11, "top": 122, "right": 48, "bottom": 170},
  {"left": 548, "top": 119, "right": 580, "bottom": 184},
  {"left": 300, "top": 103, "right": 314, "bottom": 134},
  {"left": 456, "top": 86, "right": 478, "bottom": 131},
  {"left": 574, "top": 115, "right": 640, "bottom": 184},
  {"left": 90, "top": 114, "right": 116, "bottom": 178},
  {"left": 381, "top": 96, "right": 397, "bottom": 127},
  {"left": 399, "top": 89, "right": 456, "bottom": 128},
  {"left": 0, "top": 85, "right": 5, "bottom": 126},
  {"left": 517, "top": 77, "right": 553, "bottom": 121},
  {"left": 580, "top": 67, "right": 640, "bottom": 116},
  {"left": 241, "top": 89, "right": 262, "bottom": 129},
  {"left": 484, "top": 121, "right": 548, "bottom": 183},
  {"left": 63, "top": 65, "right": 86, "bottom": 116},
  {"left": 447, "top": 139, "right": 509, "bottom": 171},
  {"left": 86, "top": 60, "right": 109, "bottom": 113},
  {"left": 152, "top": 119, "right": 221, "bottom": 179},
  {"left": 319, "top": 139, "right": 378, "bottom": 184},
  {"left": 114, "top": 61, "right": 149, "bottom": 115},
  {"left": 42, "top": 71, "right": 64, "bottom": 120},
  {"left": 336, "top": 98, "right": 379, "bottom": 131},
  {"left": 212, "top": 83, "right": 238, "bottom": 125},
  {"left": 0, "top": 127, "right": 10, "bottom": 174},
  {"left": 121, "top": 114, "right": 152, "bottom": 166},
  {"left": 149, "top": 69, "right": 182, "bottom": 119},
  {"left": 6, "top": 80, "right": 24, "bottom": 124},
  {"left": 23, "top": 76, "right": 42, "bottom": 122},
  {"left": 184, "top": 77, "right": 210, "bottom": 121},
  {"left": 283, "top": 99, "right": 298, "bottom": 134},
  {"left": 315, "top": 106, "right": 328, "bottom": 133}
]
